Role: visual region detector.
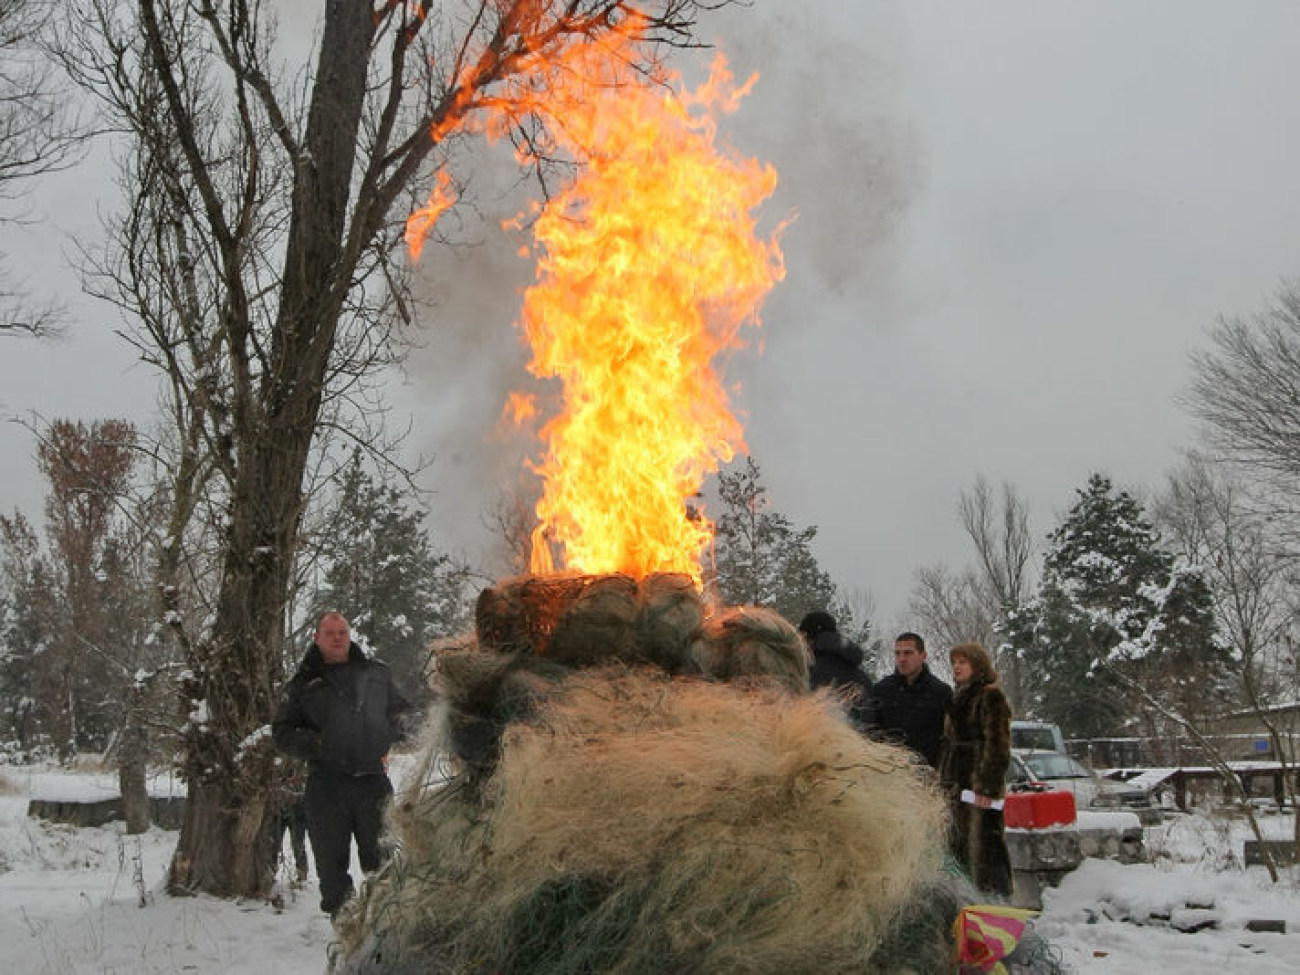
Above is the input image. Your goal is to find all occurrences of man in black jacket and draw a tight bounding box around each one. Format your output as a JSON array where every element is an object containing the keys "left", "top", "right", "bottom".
[
  {"left": 872, "top": 631, "right": 952, "bottom": 768},
  {"left": 799, "top": 610, "right": 875, "bottom": 731},
  {"left": 272, "top": 611, "right": 417, "bottom": 917}
]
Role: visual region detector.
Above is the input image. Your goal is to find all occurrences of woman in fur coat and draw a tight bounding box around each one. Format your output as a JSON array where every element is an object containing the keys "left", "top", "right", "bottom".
[{"left": 938, "top": 642, "right": 1013, "bottom": 896}]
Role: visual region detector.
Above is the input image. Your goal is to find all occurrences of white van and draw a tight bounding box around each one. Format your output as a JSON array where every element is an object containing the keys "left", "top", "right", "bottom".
[{"left": 1010, "top": 720, "right": 1066, "bottom": 754}]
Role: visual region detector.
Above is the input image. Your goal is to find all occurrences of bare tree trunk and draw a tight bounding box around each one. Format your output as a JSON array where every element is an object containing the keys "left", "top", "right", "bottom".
[
  {"left": 167, "top": 447, "right": 311, "bottom": 895},
  {"left": 959, "top": 476, "right": 1033, "bottom": 709},
  {"left": 118, "top": 704, "right": 151, "bottom": 834}
]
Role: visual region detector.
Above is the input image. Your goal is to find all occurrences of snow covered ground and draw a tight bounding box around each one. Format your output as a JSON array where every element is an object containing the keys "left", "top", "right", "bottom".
[
  {"left": 1035, "top": 809, "right": 1300, "bottom": 973},
  {"left": 2, "top": 763, "right": 1298, "bottom": 974},
  {"left": 2, "top": 764, "right": 335, "bottom": 974}
]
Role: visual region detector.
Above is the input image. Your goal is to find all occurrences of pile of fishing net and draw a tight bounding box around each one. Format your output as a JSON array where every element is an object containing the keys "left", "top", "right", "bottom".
[{"left": 330, "top": 572, "right": 1053, "bottom": 974}]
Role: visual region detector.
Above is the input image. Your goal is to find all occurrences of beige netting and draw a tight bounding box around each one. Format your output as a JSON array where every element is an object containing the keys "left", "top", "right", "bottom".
[
  {"left": 693, "top": 604, "right": 809, "bottom": 693},
  {"left": 338, "top": 669, "right": 953, "bottom": 974}
]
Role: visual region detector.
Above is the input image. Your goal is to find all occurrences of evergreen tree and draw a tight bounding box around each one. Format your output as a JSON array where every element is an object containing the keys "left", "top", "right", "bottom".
[
  {"left": 0, "top": 516, "right": 56, "bottom": 758},
  {"left": 0, "top": 420, "right": 163, "bottom": 762},
  {"left": 1009, "top": 473, "right": 1229, "bottom": 743},
  {"left": 708, "top": 456, "right": 852, "bottom": 631},
  {"left": 304, "top": 452, "right": 474, "bottom": 699}
]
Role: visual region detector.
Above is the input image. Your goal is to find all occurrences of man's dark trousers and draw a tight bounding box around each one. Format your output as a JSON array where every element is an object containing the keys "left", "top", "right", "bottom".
[{"left": 305, "top": 768, "right": 394, "bottom": 914}]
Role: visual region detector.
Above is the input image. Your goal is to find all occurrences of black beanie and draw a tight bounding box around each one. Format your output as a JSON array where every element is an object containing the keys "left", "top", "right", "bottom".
[{"left": 798, "top": 610, "right": 837, "bottom": 637}]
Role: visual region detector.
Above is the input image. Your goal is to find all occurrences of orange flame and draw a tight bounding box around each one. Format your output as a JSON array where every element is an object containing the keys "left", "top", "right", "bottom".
[
  {"left": 407, "top": 17, "right": 785, "bottom": 584},
  {"left": 504, "top": 390, "right": 539, "bottom": 425},
  {"left": 520, "top": 56, "right": 784, "bottom": 583},
  {"left": 404, "top": 168, "right": 456, "bottom": 262}
]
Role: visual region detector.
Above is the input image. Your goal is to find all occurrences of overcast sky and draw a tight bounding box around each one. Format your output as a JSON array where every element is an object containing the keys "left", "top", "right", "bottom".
[{"left": 3, "top": 2, "right": 1299, "bottom": 630}]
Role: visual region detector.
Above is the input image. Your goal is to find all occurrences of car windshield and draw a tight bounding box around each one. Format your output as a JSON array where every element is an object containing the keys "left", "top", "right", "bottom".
[
  {"left": 1006, "top": 754, "right": 1034, "bottom": 786},
  {"left": 1012, "top": 728, "right": 1058, "bottom": 751},
  {"left": 1023, "top": 752, "right": 1089, "bottom": 780}
]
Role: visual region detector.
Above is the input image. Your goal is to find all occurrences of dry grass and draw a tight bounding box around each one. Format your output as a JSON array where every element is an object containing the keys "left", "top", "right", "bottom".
[
  {"left": 635, "top": 571, "right": 704, "bottom": 672},
  {"left": 340, "top": 668, "right": 952, "bottom": 974},
  {"left": 693, "top": 604, "right": 809, "bottom": 693},
  {"left": 545, "top": 574, "right": 640, "bottom": 666}
]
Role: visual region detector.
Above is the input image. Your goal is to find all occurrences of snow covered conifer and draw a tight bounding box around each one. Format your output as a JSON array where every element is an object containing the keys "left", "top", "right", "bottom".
[
  {"left": 709, "top": 456, "right": 852, "bottom": 632},
  {"left": 1012, "top": 474, "right": 1227, "bottom": 745},
  {"left": 302, "top": 451, "right": 473, "bottom": 700}
]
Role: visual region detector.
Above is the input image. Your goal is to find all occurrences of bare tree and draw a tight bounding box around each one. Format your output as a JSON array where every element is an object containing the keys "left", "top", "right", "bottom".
[
  {"left": 53, "top": 0, "right": 740, "bottom": 899},
  {"left": 958, "top": 475, "right": 1033, "bottom": 704},
  {"left": 1185, "top": 278, "right": 1300, "bottom": 846},
  {"left": 1188, "top": 281, "right": 1300, "bottom": 493},
  {"left": 909, "top": 476, "right": 1033, "bottom": 704},
  {"left": 485, "top": 482, "right": 541, "bottom": 578},
  {"left": 907, "top": 564, "right": 994, "bottom": 650},
  {"left": 1155, "top": 454, "right": 1300, "bottom": 845},
  {"left": 959, "top": 476, "right": 1032, "bottom": 613},
  {"left": 0, "top": 0, "right": 84, "bottom": 337},
  {"left": 838, "top": 585, "right": 880, "bottom": 665}
]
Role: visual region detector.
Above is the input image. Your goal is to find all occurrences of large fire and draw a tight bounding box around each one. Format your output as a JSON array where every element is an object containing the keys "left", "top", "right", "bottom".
[{"left": 408, "top": 20, "right": 785, "bottom": 585}]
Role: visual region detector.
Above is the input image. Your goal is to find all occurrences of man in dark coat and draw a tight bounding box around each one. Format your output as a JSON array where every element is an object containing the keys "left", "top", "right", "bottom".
[
  {"left": 272, "top": 611, "right": 417, "bottom": 917},
  {"left": 872, "top": 631, "right": 952, "bottom": 768},
  {"left": 798, "top": 610, "right": 875, "bottom": 730}
]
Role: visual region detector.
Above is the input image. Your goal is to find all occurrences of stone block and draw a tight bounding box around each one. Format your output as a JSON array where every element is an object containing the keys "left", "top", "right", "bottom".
[
  {"left": 1170, "top": 908, "right": 1219, "bottom": 933},
  {"left": 1006, "top": 826, "right": 1082, "bottom": 872},
  {"left": 1244, "top": 919, "right": 1286, "bottom": 934}
]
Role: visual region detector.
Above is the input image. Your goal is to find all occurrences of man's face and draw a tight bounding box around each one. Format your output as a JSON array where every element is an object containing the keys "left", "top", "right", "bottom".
[
  {"left": 894, "top": 640, "right": 926, "bottom": 680},
  {"left": 316, "top": 614, "right": 351, "bottom": 664}
]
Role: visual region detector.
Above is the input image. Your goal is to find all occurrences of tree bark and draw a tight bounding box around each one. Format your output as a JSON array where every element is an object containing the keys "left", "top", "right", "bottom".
[
  {"left": 118, "top": 713, "right": 151, "bottom": 834},
  {"left": 168, "top": 779, "right": 274, "bottom": 896}
]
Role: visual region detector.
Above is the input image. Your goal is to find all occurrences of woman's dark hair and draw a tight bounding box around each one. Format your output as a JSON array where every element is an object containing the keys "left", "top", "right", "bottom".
[{"left": 949, "top": 642, "right": 996, "bottom": 683}]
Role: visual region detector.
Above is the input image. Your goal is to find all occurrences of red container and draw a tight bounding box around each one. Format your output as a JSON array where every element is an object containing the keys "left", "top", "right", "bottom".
[{"left": 1003, "top": 789, "right": 1076, "bottom": 828}]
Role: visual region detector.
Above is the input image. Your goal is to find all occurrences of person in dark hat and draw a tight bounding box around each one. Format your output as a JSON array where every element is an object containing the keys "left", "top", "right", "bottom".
[{"left": 798, "top": 610, "right": 875, "bottom": 731}]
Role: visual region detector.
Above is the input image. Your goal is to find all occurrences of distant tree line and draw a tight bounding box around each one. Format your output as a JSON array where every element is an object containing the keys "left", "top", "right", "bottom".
[{"left": 0, "top": 427, "right": 475, "bottom": 775}]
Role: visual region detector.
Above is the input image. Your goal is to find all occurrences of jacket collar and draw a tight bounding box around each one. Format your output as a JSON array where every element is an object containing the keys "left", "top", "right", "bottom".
[
  {"left": 297, "top": 640, "right": 365, "bottom": 678},
  {"left": 897, "top": 662, "right": 933, "bottom": 686}
]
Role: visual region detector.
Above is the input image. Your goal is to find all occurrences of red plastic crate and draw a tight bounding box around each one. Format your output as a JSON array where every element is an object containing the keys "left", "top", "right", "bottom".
[{"left": 1003, "top": 788, "right": 1076, "bottom": 828}]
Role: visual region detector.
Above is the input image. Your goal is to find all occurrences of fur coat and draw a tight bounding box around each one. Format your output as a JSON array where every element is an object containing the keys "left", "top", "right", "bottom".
[
  {"left": 940, "top": 676, "right": 1011, "bottom": 799},
  {"left": 939, "top": 676, "right": 1013, "bottom": 895}
]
